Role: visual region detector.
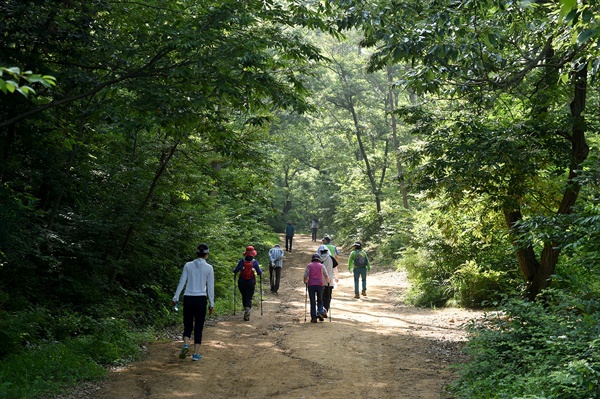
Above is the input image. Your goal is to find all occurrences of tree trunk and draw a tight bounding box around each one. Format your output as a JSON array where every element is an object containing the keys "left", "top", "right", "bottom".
[
  {"left": 116, "top": 141, "right": 179, "bottom": 263},
  {"left": 503, "top": 207, "right": 539, "bottom": 282},
  {"left": 522, "top": 62, "right": 589, "bottom": 300},
  {"left": 387, "top": 66, "right": 409, "bottom": 209},
  {"left": 282, "top": 166, "right": 292, "bottom": 215},
  {"left": 348, "top": 99, "right": 383, "bottom": 219}
]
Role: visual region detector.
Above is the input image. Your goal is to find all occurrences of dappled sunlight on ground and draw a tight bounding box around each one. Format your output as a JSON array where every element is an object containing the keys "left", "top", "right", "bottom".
[{"left": 80, "top": 234, "right": 482, "bottom": 399}]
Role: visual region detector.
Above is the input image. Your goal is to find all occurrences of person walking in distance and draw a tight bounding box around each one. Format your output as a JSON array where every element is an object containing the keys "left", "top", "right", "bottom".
[
  {"left": 268, "top": 243, "right": 284, "bottom": 294},
  {"left": 348, "top": 241, "right": 370, "bottom": 299},
  {"left": 309, "top": 216, "right": 319, "bottom": 241},
  {"left": 285, "top": 220, "right": 295, "bottom": 252},
  {"left": 172, "top": 243, "right": 214, "bottom": 361},
  {"left": 317, "top": 245, "right": 338, "bottom": 318},
  {"left": 233, "top": 246, "right": 263, "bottom": 321},
  {"left": 303, "top": 253, "right": 331, "bottom": 323},
  {"left": 321, "top": 235, "right": 339, "bottom": 262}
]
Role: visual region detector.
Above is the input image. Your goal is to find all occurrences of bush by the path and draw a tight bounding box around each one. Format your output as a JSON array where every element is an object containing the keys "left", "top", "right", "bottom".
[
  {"left": 451, "top": 289, "right": 600, "bottom": 399},
  {"left": 0, "top": 317, "right": 151, "bottom": 399}
]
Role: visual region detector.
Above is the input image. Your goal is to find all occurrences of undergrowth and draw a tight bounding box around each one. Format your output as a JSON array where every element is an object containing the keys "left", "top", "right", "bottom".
[
  {"left": 450, "top": 289, "right": 600, "bottom": 399},
  {"left": 0, "top": 317, "right": 152, "bottom": 399}
]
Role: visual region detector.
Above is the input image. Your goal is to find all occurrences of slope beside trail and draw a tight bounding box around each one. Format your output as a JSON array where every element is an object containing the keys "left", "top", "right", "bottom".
[{"left": 82, "top": 234, "right": 482, "bottom": 399}]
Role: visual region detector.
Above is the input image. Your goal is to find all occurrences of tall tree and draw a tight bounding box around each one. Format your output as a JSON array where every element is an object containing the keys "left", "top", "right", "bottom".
[
  {"left": 335, "top": 0, "right": 598, "bottom": 299},
  {"left": 311, "top": 34, "right": 392, "bottom": 227},
  {"left": 0, "top": 0, "right": 335, "bottom": 319}
]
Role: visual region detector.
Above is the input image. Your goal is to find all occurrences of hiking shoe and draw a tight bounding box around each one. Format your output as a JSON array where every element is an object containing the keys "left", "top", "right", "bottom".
[
  {"left": 179, "top": 344, "right": 189, "bottom": 359},
  {"left": 318, "top": 313, "right": 324, "bottom": 321},
  {"left": 310, "top": 318, "right": 317, "bottom": 323},
  {"left": 192, "top": 353, "right": 202, "bottom": 361},
  {"left": 243, "top": 312, "right": 250, "bottom": 321},
  {"left": 354, "top": 293, "right": 360, "bottom": 299},
  {"left": 361, "top": 290, "right": 367, "bottom": 296},
  {"left": 322, "top": 309, "right": 328, "bottom": 318}
]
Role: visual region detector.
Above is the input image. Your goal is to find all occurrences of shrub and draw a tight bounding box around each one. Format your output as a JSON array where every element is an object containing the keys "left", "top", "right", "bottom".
[
  {"left": 397, "top": 247, "right": 450, "bottom": 307},
  {"left": 0, "top": 342, "right": 105, "bottom": 399},
  {"left": 0, "top": 317, "right": 151, "bottom": 399},
  {"left": 451, "top": 290, "right": 600, "bottom": 399},
  {"left": 449, "top": 261, "right": 508, "bottom": 308}
]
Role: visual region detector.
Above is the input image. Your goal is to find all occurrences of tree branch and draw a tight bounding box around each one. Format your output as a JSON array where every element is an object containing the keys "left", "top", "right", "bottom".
[{"left": 0, "top": 47, "right": 174, "bottom": 129}]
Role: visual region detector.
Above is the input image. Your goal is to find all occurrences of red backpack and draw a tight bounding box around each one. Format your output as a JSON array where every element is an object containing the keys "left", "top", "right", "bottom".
[{"left": 240, "top": 260, "right": 255, "bottom": 280}]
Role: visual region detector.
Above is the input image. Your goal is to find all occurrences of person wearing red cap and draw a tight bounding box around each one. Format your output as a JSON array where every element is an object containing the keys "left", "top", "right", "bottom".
[{"left": 233, "top": 245, "right": 263, "bottom": 321}]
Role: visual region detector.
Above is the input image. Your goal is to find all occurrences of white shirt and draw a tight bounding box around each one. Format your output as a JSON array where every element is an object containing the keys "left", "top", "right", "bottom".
[{"left": 173, "top": 257, "right": 215, "bottom": 307}]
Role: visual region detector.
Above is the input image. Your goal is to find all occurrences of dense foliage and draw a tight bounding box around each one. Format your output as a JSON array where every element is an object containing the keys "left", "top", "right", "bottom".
[
  {"left": 3, "top": 0, "right": 600, "bottom": 398},
  {"left": 452, "top": 290, "right": 600, "bottom": 399},
  {"left": 0, "top": 1, "right": 334, "bottom": 397}
]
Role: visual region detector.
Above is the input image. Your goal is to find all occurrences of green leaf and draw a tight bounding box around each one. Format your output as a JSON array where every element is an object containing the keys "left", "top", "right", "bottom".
[
  {"left": 577, "top": 29, "right": 597, "bottom": 44},
  {"left": 559, "top": 0, "right": 576, "bottom": 22},
  {"left": 6, "top": 66, "right": 21, "bottom": 75},
  {"left": 5, "top": 80, "right": 18, "bottom": 93}
]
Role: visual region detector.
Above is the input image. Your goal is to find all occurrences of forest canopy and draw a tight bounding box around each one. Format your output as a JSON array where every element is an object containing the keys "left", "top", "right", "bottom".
[{"left": 2, "top": 0, "right": 600, "bottom": 398}]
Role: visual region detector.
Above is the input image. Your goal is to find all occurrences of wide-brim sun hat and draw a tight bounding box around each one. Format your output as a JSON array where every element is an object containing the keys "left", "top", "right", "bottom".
[{"left": 243, "top": 245, "right": 257, "bottom": 257}]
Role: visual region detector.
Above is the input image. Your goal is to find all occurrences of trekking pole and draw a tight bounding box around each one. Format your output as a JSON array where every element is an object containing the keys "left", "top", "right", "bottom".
[
  {"left": 304, "top": 283, "right": 308, "bottom": 322},
  {"left": 233, "top": 272, "right": 237, "bottom": 316},
  {"left": 260, "top": 273, "right": 263, "bottom": 316}
]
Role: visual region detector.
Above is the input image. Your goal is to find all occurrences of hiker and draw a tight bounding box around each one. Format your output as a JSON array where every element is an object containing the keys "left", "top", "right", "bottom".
[
  {"left": 318, "top": 245, "right": 338, "bottom": 318},
  {"left": 285, "top": 220, "right": 295, "bottom": 252},
  {"left": 309, "top": 217, "right": 319, "bottom": 241},
  {"left": 348, "top": 241, "right": 370, "bottom": 299},
  {"left": 321, "top": 235, "right": 339, "bottom": 262},
  {"left": 303, "top": 253, "right": 331, "bottom": 323},
  {"left": 172, "top": 243, "right": 214, "bottom": 361},
  {"left": 233, "top": 245, "right": 263, "bottom": 321},
  {"left": 268, "top": 243, "right": 284, "bottom": 294}
]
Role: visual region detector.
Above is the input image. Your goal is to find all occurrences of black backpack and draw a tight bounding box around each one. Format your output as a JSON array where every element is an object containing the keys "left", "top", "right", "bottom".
[{"left": 354, "top": 250, "right": 368, "bottom": 267}]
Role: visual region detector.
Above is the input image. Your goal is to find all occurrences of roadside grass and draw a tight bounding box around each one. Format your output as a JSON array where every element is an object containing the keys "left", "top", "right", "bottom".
[{"left": 0, "top": 318, "right": 152, "bottom": 399}]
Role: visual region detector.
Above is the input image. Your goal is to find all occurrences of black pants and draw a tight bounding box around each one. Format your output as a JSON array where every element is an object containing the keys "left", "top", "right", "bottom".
[
  {"left": 270, "top": 265, "right": 281, "bottom": 293},
  {"left": 311, "top": 228, "right": 317, "bottom": 241},
  {"left": 238, "top": 279, "right": 256, "bottom": 309},
  {"left": 285, "top": 235, "right": 293, "bottom": 252},
  {"left": 183, "top": 295, "right": 207, "bottom": 344},
  {"left": 323, "top": 286, "right": 333, "bottom": 311}
]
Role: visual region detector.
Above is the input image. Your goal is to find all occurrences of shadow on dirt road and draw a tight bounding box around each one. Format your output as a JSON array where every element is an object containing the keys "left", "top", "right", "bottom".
[{"left": 85, "top": 234, "right": 481, "bottom": 399}]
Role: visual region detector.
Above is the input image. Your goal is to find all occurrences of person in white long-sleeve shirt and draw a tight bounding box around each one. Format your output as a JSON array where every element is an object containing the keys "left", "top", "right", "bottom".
[{"left": 172, "top": 243, "right": 214, "bottom": 361}]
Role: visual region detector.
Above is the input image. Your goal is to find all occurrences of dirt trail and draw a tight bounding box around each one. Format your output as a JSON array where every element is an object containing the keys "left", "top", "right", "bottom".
[{"left": 86, "top": 234, "right": 482, "bottom": 399}]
